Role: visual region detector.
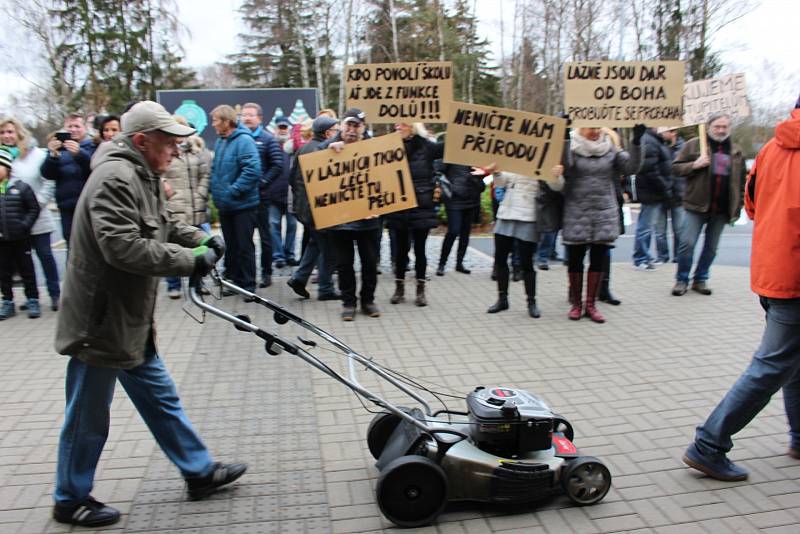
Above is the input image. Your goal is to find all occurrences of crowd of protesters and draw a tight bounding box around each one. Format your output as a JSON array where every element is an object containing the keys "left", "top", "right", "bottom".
[
  {"left": 0, "top": 104, "right": 748, "bottom": 324},
  {"left": 0, "top": 93, "right": 790, "bottom": 529}
]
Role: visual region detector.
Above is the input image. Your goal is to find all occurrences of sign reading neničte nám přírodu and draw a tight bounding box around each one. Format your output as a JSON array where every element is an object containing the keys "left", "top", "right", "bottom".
[{"left": 443, "top": 102, "right": 566, "bottom": 180}]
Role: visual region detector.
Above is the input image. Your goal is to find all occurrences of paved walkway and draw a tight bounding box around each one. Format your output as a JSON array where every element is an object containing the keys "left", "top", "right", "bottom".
[{"left": 2, "top": 237, "right": 799, "bottom": 533}]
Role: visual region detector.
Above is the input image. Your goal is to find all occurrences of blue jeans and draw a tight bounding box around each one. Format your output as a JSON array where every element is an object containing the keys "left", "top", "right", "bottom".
[
  {"left": 536, "top": 231, "right": 557, "bottom": 264},
  {"left": 54, "top": 339, "right": 213, "bottom": 505},
  {"left": 439, "top": 206, "right": 475, "bottom": 267},
  {"left": 633, "top": 203, "right": 667, "bottom": 265},
  {"left": 166, "top": 223, "right": 211, "bottom": 291},
  {"left": 695, "top": 297, "right": 800, "bottom": 456},
  {"left": 31, "top": 232, "right": 60, "bottom": 298},
  {"left": 660, "top": 204, "right": 685, "bottom": 262},
  {"left": 268, "top": 203, "right": 297, "bottom": 262},
  {"left": 675, "top": 211, "right": 728, "bottom": 283},
  {"left": 289, "top": 228, "right": 336, "bottom": 295}
]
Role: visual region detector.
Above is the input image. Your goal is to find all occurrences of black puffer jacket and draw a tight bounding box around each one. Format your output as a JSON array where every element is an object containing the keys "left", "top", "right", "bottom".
[
  {"left": 385, "top": 134, "right": 444, "bottom": 230},
  {"left": 635, "top": 130, "right": 672, "bottom": 204},
  {"left": 441, "top": 162, "right": 485, "bottom": 210},
  {"left": 290, "top": 135, "right": 325, "bottom": 228},
  {"left": 0, "top": 179, "right": 40, "bottom": 241}
]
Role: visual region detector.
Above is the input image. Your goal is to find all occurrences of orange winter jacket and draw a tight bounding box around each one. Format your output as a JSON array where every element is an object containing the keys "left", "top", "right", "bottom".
[{"left": 745, "top": 109, "right": 800, "bottom": 298}]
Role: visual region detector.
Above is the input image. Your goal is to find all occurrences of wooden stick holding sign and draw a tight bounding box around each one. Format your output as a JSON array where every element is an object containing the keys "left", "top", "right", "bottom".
[
  {"left": 698, "top": 124, "right": 708, "bottom": 157},
  {"left": 298, "top": 132, "right": 416, "bottom": 230}
]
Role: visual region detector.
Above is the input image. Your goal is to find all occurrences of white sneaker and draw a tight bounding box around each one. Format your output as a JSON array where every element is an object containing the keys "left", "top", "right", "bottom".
[
  {"left": 652, "top": 259, "right": 665, "bottom": 266},
  {"left": 168, "top": 289, "right": 181, "bottom": 299},
  {"left": 633, "top": 263, "right": 657, "bottom": 271}
]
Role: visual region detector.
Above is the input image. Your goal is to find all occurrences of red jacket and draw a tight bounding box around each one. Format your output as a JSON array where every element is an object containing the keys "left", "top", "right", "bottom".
[{"left": 745, "top": 109, "right": 800, "bottom": 298}]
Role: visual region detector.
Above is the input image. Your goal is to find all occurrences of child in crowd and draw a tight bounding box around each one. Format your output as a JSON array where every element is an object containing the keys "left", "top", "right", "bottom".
[{"left": 0, "top": 147, "right": 42, "bottom": 319}]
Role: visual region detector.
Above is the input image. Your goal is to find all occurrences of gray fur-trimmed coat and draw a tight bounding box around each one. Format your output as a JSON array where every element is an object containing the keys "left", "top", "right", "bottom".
[{"left": 561, "top": 140, "right": 641, "bottom": 245}]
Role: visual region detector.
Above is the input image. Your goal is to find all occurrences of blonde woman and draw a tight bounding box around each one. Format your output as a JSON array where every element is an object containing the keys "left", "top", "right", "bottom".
[
  {"left": 386, "top": 122, "right": 443, "bottom": 306},
  {"left": 1, "top": 117, "right": 60, "bottom": 310},
  {"left": 561, "top": 124, "right": 645, "bottom": 323}
]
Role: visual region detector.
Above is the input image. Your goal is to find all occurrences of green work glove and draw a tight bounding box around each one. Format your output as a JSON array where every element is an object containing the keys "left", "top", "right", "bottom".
[{"left": 192, "top": 245, "right": 218, "bottom": 277}]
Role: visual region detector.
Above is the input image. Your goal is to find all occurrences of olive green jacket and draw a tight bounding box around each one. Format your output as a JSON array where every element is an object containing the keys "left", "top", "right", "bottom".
[
  {"left": 55, "top": 137, "right": 205, "bottom": 368},
  {"left": 672, "top": 137, "right": 746, "bottom": 222}
]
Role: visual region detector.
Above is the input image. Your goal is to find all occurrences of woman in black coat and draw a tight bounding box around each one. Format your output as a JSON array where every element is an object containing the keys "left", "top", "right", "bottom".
[
  {"left": 436, "top": 157, "right": 485, "bottom": 276},
  {"left": 385, "top": 123, "right": 443, "bottom": 307}
]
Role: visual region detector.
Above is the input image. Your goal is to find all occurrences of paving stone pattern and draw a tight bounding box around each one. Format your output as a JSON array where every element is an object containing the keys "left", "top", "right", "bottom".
[{"left": 1, "top": 236, "right": 799, "bottom": 533}]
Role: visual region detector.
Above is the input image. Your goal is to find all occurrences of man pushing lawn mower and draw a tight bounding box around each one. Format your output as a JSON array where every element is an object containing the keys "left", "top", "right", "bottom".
[{"left": 51, "top": 101, "right": 246, "bottom": 528}]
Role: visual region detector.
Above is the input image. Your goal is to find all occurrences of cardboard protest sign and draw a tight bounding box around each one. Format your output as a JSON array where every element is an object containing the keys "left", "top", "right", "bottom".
[
  {"left": 443, "top": 101, "right": 567, "bottom": 180},
  {"left": 563, "top": 61, "right": 685, "bottom": 127},
  {"left": 683, "top": 73, "right": 750, "bottom": 126},
  {"left": 345, "top": 61, "right": 453, "bottom": 123},
  {"left": 299, "top": 133, "right": 416, "bottom": 230}
]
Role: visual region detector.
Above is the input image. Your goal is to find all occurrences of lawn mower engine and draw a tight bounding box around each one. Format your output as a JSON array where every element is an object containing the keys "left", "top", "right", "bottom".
[{"left": 467, "top": 386, "right": 569, "bottom": 456}]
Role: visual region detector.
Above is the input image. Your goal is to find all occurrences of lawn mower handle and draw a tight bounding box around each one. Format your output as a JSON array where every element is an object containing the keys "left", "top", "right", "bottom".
[{"left": 187, "top": 273, "right": 438, "bottom": 435}]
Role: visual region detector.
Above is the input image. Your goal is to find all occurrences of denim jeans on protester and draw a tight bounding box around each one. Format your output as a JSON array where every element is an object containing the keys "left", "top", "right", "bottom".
[
  {"left": 289, "top": 228, "right": 336, "bottom": 295},
  {"left": 54, "top": 337, "right": 214, "bottom": 505},
  {"left": 165, "top": 223, "right": 211, "bottom": 291},
  {"left": 695, "top": 297, "right": 800, "bottom": 456},
  {"left": 661, "top": 204, "right": 685, "bottom": 262},
  {"left": 439, "top": 206, "right": 475, "bottom": 267},
  {"left": 31, "top": 232, "right": 61, "bottom": 299},
  {"left": 675, "top": 211, "right": 728, "bottom": 283},
  {"left": 633, "top": 203, "right": 666, "bottom": 265},
  {"left": 536, "top": 231, "right": 556, "bottom": 265},
  {"left": 268, "top": 203, "right": 297, "bottom": 262}
]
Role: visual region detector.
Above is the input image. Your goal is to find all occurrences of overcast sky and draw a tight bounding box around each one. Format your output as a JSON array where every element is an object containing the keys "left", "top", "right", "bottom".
[
  {"left": 1, "top": 0, "right": 797, "bottom": 112},
  {"left": 175, "top": 0, "right": 798, "bottom": 109}
]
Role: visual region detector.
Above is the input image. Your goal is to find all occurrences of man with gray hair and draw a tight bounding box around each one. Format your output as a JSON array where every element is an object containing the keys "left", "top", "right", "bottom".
[
  {"left": 52, "top": 101, "right": 246, "bottom": 527},
  {"left": 671, "top": 112, "right": 746, "bottom": 296}
]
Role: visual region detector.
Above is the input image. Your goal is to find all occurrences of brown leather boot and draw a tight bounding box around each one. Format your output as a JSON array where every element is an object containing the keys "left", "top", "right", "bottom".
[
  {"left": 390, "top": 279, "right": 405, "bottom": 304},
  {"left": 568, "top": 272, "right": 583, "bottom": 320},
  {"left": 414, "top": 279, "right": 427, "bottom": 307},
  {"left": 584, "top": 271, "right": 606, "bottom": 323}
]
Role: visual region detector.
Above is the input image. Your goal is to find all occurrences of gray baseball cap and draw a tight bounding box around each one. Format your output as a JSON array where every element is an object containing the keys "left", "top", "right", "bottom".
[{"left": 121, "top": 101, "right": 196, "bottom": 136}]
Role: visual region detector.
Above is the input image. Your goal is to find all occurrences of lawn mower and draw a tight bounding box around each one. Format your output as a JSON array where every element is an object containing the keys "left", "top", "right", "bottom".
[{"left": 187, "top": 273, "right": 612, "bottom": 528}]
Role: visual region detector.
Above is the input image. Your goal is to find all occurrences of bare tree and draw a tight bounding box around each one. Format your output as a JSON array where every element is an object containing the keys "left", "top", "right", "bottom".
[{"left": 338, "top": 0, "right": 355, "bottom": 115}]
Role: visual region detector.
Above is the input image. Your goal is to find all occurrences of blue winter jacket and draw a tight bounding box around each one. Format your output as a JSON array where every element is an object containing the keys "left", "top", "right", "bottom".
[
  {"left": 210, "top": 125, "right": 262, "bottom": 213},
  {"left": 247, "top": 126, "right": 285, "bottom": 201},
  {"left": 40, "top": 138, "right": 96, "bottom": 212}
]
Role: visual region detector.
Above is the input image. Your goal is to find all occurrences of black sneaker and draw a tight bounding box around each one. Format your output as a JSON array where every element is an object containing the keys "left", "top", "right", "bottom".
[
  {"left": 318, "top": 292, "right": 342, "bottom": 301},
  {"left": 362, "top": 302, "right": 381, "bottom": 317},
  {"left": 53, "top": 496, "right": 121, "bottom": 527},
  {"left": 341, "top": 306, "right": 356, "bottom": 321},
  {"left": 287, "top": 278, "right": 310, "bottom": 299},
  {"left": 186, "top": 462, "right": 247, "bottom": 500},
  {"left": 286, "top": 258, "right": 299, "bottom": 266},
  {"left": 259, "top": 275, "right": 272, "bottom": 288},
  {"left": 274, "top": 260, "right": 286, "bottom": 269}
]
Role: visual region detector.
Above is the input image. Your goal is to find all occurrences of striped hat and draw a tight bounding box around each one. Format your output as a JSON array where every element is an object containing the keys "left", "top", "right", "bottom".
[{"left": 0, "top": 147, "right": 14, "bottom": 170}]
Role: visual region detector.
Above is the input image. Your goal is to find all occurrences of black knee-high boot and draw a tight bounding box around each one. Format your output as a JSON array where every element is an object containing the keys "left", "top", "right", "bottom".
[
  {"left": 598, "top": 251, "right": 620, "bottom": 305},
  {"left": 523, "top": 271, "right": 540, "bottom": 318},
  {"left": 487, "top": 265, "right": 509, "bottom": 313}
]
